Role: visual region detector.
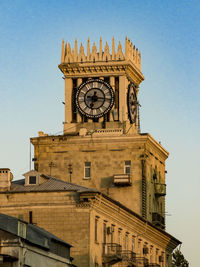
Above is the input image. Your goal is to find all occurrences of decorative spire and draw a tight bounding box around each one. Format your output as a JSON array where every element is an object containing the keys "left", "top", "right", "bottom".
[
  {"left": 87, "top": 38, "right": 90, "bottom": 61},
  {"left": 91, "top": 42, "right": 97, "bottom": 62},
  {"left": 112, "top": 36, "right": 115, "bottom": 60},
  {"left": 78, "top": 42, "right": 86, "bottom": 62},
  {"left": 125, "top": 36, "right": 128, "bottom": 58},
  {"left": 99, "top": 37, "right": 102, "bottom": 60},
  {"left": 133, "top": 45, "right": 135, "bottom": 59},
  {"left": 60, "top": 37, "right": 141, "bottom": 69},
  {"left": 130, "top": 42, "right": 133, "bottom": 61},
  {"left": 127, "top": 39, "right": 130, "bottom": 59},
  {"left": 136, "top": 48, "right": 138, "bottom": 63},
  {"left": 103, "top": 41, "right": 111, "bottom": 61},
  {"left": 65, "top": 41, "right": 68, "bottom": 60},
  {"left": 61, "top": 39, "right": 65, "bottom": 63},
  {"left": 74, "top": 38, "right": 78, "bottom": 61},
  {"left": 116, "top": 41, "right": 124, "bottom": 60}
]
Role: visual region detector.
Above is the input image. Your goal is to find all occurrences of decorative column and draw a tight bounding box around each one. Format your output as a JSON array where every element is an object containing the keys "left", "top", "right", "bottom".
[
  {"left": 109, "top": 76, "right": 115, "bottom": 122},
  {"left": 65, "top": 78, "right": 73, "bottom": 123},
  {"left": 99, "top": 77, "right": 104, "bottom": 122},
  {"left": 77, "top": 78, "right": 83, "bottom": 122},
  {"left": 119, "top": 75, "right": 129, "bottom": 122}
]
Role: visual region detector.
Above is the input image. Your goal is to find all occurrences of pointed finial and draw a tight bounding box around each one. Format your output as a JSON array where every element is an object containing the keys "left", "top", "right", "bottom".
[
  {"left": 74, "top": 38, "right": 78, "bottom": 61},
  {"left": 99, "top": 37, "right": 102, "bottom": 60},
  {"left": 130, "top": 42, "right": 133, "bottom": 61},
  {"left": 87, "top": 38, "right": 90, "bottom": 61},
  {"left": 125, "top": 36, "right": 128, "bottom": 58},
  {"left": 61, "top": 39, "right": 65, "bottom": 63},
  {"left": 112, "top": 36, "right": 115, "bottom": 60},
  {"left": 136, "top": 48, "right": 138, "bottom": 63}
]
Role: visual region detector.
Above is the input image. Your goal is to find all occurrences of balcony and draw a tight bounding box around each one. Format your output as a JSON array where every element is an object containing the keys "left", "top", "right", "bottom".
[
  {"left": 120, "top": 250, "right": 136, "bottom": 266},
  {"left": 152, "top": 212, "right": 165, "bottom": 229},
  {"left": 136, "top": 257, "right": 149, "bottom": 267},
  {"left": 113, "top": 174, "right": 131, "bottom": 186},
  {"left": 102, "top": 243, "right": 122, "bottom": 265},
  {"left": 154, "top": 183, "right": 166, "bottom": 196}
]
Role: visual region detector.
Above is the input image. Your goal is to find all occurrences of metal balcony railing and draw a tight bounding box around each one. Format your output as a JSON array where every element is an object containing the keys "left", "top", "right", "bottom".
[
  {"left": 154, "top": 183, "right": 166, "bottom": 196},
  {"left": 121, "top": 250, "right": 136, "bottom": 264},
  {"left": 102, "top": 243, "right": 122, "bottom": 265},
  {"left": 113, "top": 174, "right": 131, "bottom": 186},
  {"left": 152, "top": 212, "right": 165, "bottom": 229},
  {"left": 136, "top": 257, "right": 149, "bottom": 267}
]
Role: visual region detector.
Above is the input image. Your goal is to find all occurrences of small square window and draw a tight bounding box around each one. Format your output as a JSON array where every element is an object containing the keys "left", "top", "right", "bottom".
[
  {"left": 125, "top": 160, "right": 131, "bottom": 174},
  {"left": 84, "top": 162, "right": 91, "bottom": 179},
  {"left": 29, "top": 176, "right": 36, "bottom": 184}
]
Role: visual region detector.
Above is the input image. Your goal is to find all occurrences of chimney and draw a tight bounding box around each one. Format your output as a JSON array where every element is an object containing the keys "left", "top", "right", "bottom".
[{"left": 0, "top": 168, "right": 13, "bottom": 191}]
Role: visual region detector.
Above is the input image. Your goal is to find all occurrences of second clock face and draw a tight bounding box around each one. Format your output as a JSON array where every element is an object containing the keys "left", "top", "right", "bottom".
[
  {"left": 76, "top": 79, "right": 114, "bottom": 118},
  {"left": 127, "top": 83, "right": 138, "bottom": 124}
]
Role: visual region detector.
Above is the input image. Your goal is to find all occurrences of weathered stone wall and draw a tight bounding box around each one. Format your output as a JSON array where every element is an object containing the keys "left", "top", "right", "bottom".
[
  {"left": 0, "top": 191, "right": 90, "bottom": 267},
  {"left": 31, "top": 133, "right": 167, "bottom": 221}
]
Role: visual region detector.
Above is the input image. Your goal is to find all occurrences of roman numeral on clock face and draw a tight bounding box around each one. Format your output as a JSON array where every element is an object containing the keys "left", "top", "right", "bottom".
[
  {"left": 86, "top": 84, "right": 91, "bottom": 90},
  {"left": 93, "top": 82, "right": 98, "bottom": 88}
]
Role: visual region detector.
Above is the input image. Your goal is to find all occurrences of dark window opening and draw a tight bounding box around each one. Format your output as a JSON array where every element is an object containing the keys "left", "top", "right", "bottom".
[
  {"left": 29, "top": 176, "right": 36, "bottom": 184},
  {"left": 93, "top": 118, "right": 99, "bottom": 122},
  {"left": 95, "top": 217, "right": 98, "bottom": 242},
  {"left": 104, "top": 77, "right": 109, "bottom": 84},
  {"left": 29, "top": 211, "right": 33, "bottom": 224},
  {"left": 115, "top": 77, "right": 119, "bottom": 110}
]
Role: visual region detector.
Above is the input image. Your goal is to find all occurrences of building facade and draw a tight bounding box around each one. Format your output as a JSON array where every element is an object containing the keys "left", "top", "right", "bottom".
[
  {"left": 0, "top": 169, "right": 180, "bottom": 267},
  {"left": 1, "top": 37, "right": 181, "bottom": 266}
]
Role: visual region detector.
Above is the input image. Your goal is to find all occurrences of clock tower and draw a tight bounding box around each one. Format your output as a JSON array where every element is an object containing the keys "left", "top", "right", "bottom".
[
  {"left": 31, "top": 37, "right": 168, "bottom": 227},
  {"left": 59, "top": 36, "right": 143, "bottom": 135}
]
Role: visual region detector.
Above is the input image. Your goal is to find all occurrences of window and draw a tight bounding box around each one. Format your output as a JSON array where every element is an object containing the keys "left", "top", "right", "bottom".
[
  {"left": 124, "top": 161, "right": 131, "bottom": 174},
  {"left": 29, "top": 211, "right": 33, "bottom": 224},
  {"left": 95, "top": 217, "right": 99, "bottom": 243},
  {"left": 131, "top": 236, "right": 135, "bottom": 251},
  {"left": 111, "top": 225, "right": 115, "bottom": 244},
  {"left": 29, "top": 176, "right": 36, "bottom": 184},
  {"left": 84, "top": 162, "right": 91, "bottom": 179},
  {"left": 124, "top": 232, "right": 129, "bottom": 250},
  {"left": 118, "top": 229, "right": 121, "bottom": 245}
]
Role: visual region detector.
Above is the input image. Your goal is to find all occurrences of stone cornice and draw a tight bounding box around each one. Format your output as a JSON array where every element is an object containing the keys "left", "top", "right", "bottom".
[
  {"left": 31, "top": 132, "right": 168, "bottom": 160},
  {"left": 58, "top": 60, "right": 144, "bottom": 85}
]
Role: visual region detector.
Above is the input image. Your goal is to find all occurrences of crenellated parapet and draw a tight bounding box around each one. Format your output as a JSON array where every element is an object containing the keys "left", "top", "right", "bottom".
[{"left": 60, "top": 36, "right": 141, "bottom": 71}]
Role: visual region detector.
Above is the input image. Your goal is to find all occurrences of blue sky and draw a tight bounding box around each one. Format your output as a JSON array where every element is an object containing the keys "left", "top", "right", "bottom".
[{"left": 0, "top": 1, "right": 199, "bottom": 265}]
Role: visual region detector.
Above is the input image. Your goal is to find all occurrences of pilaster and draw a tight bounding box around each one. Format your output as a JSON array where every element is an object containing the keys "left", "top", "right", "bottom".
[
  {"left": 119, "top": 75, "right": 129, "bottom": 122},
  {"left": 65, "top": 78, "right": 73, "bottom": 123}
]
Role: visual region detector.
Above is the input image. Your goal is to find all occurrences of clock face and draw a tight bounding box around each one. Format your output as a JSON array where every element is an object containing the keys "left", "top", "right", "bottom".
[
  {"left": 76, "top": 79, "right": 114, "bottom": 118},
  {"left": 127, "top": 83, "right": 138, "bottom": 124}
]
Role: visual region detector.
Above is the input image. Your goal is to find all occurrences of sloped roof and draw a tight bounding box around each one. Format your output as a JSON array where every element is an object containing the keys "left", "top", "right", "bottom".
[
  {"left": 0, "top": 212, "right": 71, "bottom": 249},
  {"left": 11, "top": 175, "right": 97, "bottom": 193}
]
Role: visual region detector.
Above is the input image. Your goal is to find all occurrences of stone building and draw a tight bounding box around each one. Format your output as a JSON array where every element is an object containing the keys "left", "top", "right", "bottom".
[
  {"left": 0, "top": 212, "right": 73, "bottom": 267},
  {"left": 0, "top": 169, "right": 180, "bottom": 267},
  {"left": 1, "top": 37, "right": 181, "bottom": 266},
  {"left": 31, "top": 37, "right": 168, "bottom": 227}
]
